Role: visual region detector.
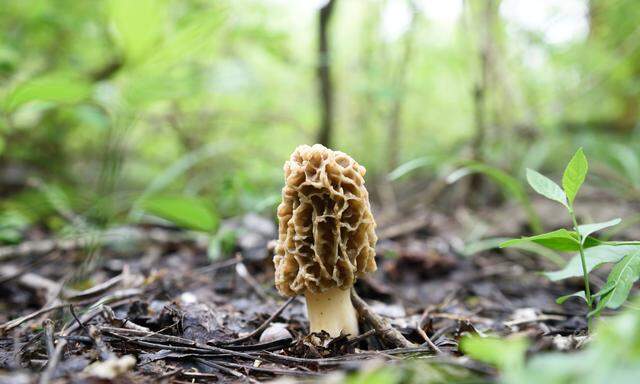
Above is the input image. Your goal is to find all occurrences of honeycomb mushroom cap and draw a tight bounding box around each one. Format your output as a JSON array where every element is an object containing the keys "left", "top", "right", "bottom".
[{"left": 274, "top": 144, "right": 377, "bottom": 296}]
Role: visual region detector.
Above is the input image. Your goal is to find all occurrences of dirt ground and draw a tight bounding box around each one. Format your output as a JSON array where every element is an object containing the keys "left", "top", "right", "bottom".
[{"left": 1, "top": 189, "right": 635, "bottom": 383}]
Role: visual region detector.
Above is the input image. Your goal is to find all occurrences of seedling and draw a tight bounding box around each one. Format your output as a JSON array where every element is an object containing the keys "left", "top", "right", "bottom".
[{"left": 501, "top": 148, "right": 640, "bottom": 319}]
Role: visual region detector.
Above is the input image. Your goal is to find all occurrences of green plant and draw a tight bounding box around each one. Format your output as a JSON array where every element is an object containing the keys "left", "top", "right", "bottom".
[
  {"left": 447, "top": 161, "right": 542, "bottom": 233},
  {"left": 501, "top": 148, "right": 640, "bottom": 318},
  {"left": 390, "top": 156, "right": 543, "bottom": 233},
  {"left": 461, "top": 296, "right": 640, "bottom": 384},
  {"left": 140, "top": 195, "right": 218, "bottom": 232}
]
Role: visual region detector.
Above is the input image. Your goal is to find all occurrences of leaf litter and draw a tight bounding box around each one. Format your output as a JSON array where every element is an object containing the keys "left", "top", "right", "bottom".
[{"left": 0, "top": 203, "right": 634, "bottom": 383}]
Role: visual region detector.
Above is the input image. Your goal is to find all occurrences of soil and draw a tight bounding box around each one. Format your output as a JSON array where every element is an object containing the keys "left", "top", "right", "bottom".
[{"left": 1, "top": 191, "right": 636, "bottom": 383}]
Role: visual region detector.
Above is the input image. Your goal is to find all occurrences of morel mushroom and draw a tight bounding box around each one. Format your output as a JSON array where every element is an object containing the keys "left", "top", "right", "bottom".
[{"left": 274, "top": 144, "right": 377, "bottom": 337}]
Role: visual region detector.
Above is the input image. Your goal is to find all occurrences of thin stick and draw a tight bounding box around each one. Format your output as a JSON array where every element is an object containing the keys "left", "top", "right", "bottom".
[
  {"left": 39, "top": 338, "right": 67, "bottom": 384},
  {"left": 345, "top": 328, "right": 376, "bottom": 347},
  {"left": 0, "top": 304, "right": 68, "bottom": 334},
  {"left": 194, "top": 358, "right": 249, "bottom": 381},
  {"left": 0, "top": 226, "right": 198, "bottom": 262},
  {"left": 88, "top": 325, "right": 114, "bottom": 361},
  {"left": 69, "top": 305, "right": 88, "bottom": 334},
  {"left": 216, "top": 360, "right": 320, "bottom": 377},
  {"left": 102, "top": 305, "right": 150, "bottom": 332},
  {"left": 235, "top": 259, "right": 273, "bottom": 303},
  {"left": 64, "top": 272, "right": 125, "bottom": 301},
  {"left": 221, "top": 297, "right": 295, "bottom": 345},
  {"left": 350, "top": 289, "right": 414, "bottom": 349},
  {"left": 42, "top": 320, "right": 56, "bottom": 358},
  {"left": 103, "top": 329, "right": 261, "bottom": 361},
  {"left": 415, "top": 321, "right": 442, "bottom": 354}
]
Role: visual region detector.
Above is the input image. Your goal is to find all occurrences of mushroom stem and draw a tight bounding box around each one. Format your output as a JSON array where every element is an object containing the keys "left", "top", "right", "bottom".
[{"left": 305, "top": 286, "right": 359, "bottom": 337}]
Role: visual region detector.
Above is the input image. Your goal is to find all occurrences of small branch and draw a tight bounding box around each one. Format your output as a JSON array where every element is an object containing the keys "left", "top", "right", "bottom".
[
  {"left": 235, "top": 259, "right": 273, "bottom": 303},
  {"left": 0, "top": 304, "right": 67, "bottom": 334},
  {"left": 88, "top": 325, "right": 115, "bottom": 361},
  {"left": 64, "top": 269, "right": 127, "bottom": 301},
  {"left": 194, "top": 358, "right": 248, "bottom": 381},
  {"left": 0, "top": 264, "right": 68, "bottom": 297},
  {"left": 69, "top": 305, "right": 89, "bottom": 334},
  {"left": 345, "top": 328, "right": 376, "bottom": 347},
  {"left": 102, "top": 305, "right": 150, "bottom": 332},
  {"left": 415, "top": 321, "right": 442, "bottom": 354},
  {"left": 0, "top": 226, "right": 199, "bottom": 262},
  {"left": 221, "top": 297, "right": 295, "bottom": 345},
  {"left": 350, "top": 289, "right": 415, "bottom": 348},
  {"left": 39, "top": 337, "right": 67, "bottom": 384},
  {"left": 42, "top": 320, "right": 56, "bottom": 358}
]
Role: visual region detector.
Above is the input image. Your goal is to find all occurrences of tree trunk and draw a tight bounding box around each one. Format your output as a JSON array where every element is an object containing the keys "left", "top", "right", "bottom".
[
  {"left": 316, "top": 0, "right": 337, "bottom": 147},
  {"left": 387, "top": 0, "right": 419, "bottom": 172}
]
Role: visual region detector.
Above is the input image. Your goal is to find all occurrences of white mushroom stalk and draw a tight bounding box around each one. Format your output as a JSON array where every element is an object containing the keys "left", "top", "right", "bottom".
[
  {"left": 274, "top": 144, "right": 377, "bottom": 338},
  {"left": 305, "top": 287, "right": 358, "bottom": 337}
]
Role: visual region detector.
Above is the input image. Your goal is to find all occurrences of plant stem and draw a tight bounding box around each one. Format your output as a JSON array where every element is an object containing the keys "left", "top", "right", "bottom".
[
  {"left": 570, "top": 208, "right": 592, "bottom": 307},
  {"left": 604, "top": 241, "right": 640, "bottom": 246}
]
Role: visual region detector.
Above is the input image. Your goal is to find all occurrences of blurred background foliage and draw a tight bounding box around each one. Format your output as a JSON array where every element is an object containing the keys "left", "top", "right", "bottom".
[{"left": 0, "top": 0, "right": 639, "bottom": 240}]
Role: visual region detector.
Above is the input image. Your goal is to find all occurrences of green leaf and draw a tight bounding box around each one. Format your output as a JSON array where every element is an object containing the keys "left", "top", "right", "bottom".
[
  {"left": 500, "top": 229, "right": 579, "bottom": 251},
  {"left": 607, "top": 144, "right": 640, "bottom": 188},
  {"left": 388, "top": 157, "right": 434, "bottom": 180},
  {"left": 130, "top": 142, "right": 234, "bottom": 221},
  {"left": 592, "top": 284, "right": 616, "bottom": 298},
  {"left": 345, "top": 367, "right": 402, "bottom": 384},
  {"left": 448, "top": 163, "right": 524, "bottom": 199},
  {"left": 578, "top": 218, "right": 621, "bottom": 245},
  {"left": 460, "top": 336, "right": 529, "bottom": 371},
  {"left": 207, "top": 228, "right": 237, "bottom": 261},
  {"left": 467, "top": 237, "right": 565, "bottom": 266},
  {"left": 464, "top": 237, "right": 511, "bottom": 256},
  {"left": 526, "top": 168, "right": 568, "bottom": 208},
  {"left": 109, "top": 0, "right": 167, "bottom": 64},
  {"left": 141, "top": 196, "right": 218, "bottom": 232},
  {"left": 556, "top": 291, "right": 587, "bottom": 305},
  {"left": 562, "top": 148, "right": 588, "bottom": 206},
  {"left": 4, "top": 73, "right": 92, "bottom": 112},
  {"left": 589, "top": 250, "right": 640, "bottom": 317},
  {"left": 544, "top": 245, "right": 640, "bottom": 281},
  {"left": 448, "top": 162, "right": 542, "bottom": 233}
]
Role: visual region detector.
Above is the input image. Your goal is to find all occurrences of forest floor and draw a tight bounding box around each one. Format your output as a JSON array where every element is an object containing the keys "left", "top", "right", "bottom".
[{"left": 0, "top": 188, "right": 637, "bottom": 383}]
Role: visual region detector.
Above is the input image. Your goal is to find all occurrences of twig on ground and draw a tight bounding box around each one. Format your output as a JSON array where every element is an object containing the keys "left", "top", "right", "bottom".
[
  {"left": 52, "top": 293, "right": 141, "bottom": 341},
  {"left": 69, "top": 305, "right": 89, "bottom": 334},
  {"left": 377, "top": 213, "right": 431, "bottom": 240},
  {"left": 194, "top": 258, "right": 240, "bottom": 274},
  {"left": 220, "top": 297, "right": 295, "bottom": 345},
  {"left": 42, "top": 320, "right": 56, "bottom": 358},
  {"left": 503, "top": 313, "right": 567, "bottom": 328},
  {"left": 427, "top": 312, "right": 494, "bottom": 324},
  {"left": 88, "top": 325, "right": 114, "bottom": 361},
  {"left": 101, "top": 327, "right": 262, "bottom": 361},
  {"left": 345, "top": 328, "right": 376, "bottom": 347},
  {"left": 64, "top": 269, "right": 127, "bottom": 301},
  {"left": 235, "top": 257, "right": 273, "bottom": 303},
  {"left": 39, "top": 336, "right": 67, "bottom": 384},
  {"left": 0, "top": 304, "right": 67, "bottom": 334},
  {"left": 194, "top": 358, "right": 250, "bottom": 381},
  {"left": 260, "top": 346, "right": 436, "bottom": 367},
  {"left": 216, "top": 360, "right": 320, "bottom": 378},
  {"left": 0, "top": 226, "right": 200, "bottom": 262},
  {"left": 415, "top": 321, "right": 442, "bottom": 354},
  {"left": 350, "top": 289, "right": 415, "bottom": 348},
  {"left": 0, "top": 265, "right": 71, "bottom": 298},
  {"left": 102, "top": 305, "right": 150, "bottom": 332}
]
